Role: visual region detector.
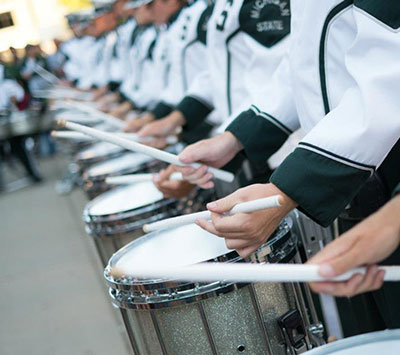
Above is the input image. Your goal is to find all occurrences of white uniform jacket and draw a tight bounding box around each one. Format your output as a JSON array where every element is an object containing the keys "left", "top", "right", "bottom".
[
  {"left": 176, "top": 0, "right": 290, "bottom": 131},
  {"left": 226, "top": 0, "right": 400, "bottom": 225},
  {"left": 119, "top": 26, "right": 159, "bottom": 110},
  {"left": 149, "top": 0, "right": 209, "bottom": 118}
]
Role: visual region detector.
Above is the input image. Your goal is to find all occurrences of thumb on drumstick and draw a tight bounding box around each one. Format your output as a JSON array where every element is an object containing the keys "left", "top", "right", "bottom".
[{"left": 206, "top": 193, "right": 240, "bottom": 214}]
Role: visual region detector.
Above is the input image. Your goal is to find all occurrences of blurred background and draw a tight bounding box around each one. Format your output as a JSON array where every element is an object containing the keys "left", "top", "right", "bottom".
[{"left": 0, "top": 0, "right": 90, "bottom": 55}]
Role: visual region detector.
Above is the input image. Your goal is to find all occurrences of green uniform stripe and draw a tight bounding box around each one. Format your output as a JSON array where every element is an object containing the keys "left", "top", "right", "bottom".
[{"left": 270, "top": 147, "right": 371, "bottom": 226}]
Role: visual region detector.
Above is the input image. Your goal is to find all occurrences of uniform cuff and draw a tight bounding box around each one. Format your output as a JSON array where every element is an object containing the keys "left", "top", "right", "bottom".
[
  {"left": 270, "top": 147, "right": 371, "bottom": 226},
  {"left": 226, "top": 106, "right": 291, "bottom": 166},
  {"left": 393, "top": 183, "right": 400, "bottom": 197},
  {"left": 177, "top": 95, "right": 213, "bottom": 131},
  {"left": 150, "top": 102, "right": 174, "bottom": 119}
]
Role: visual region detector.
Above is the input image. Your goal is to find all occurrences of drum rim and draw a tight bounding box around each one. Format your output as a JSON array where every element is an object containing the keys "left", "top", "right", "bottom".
[
  {"left": 74, "top": 142, "right": 125, "bottom": 164},
  {"left": 104, "top": 219, "right": 297, "bottom": 308},
  {"left": 305, "top": 329, "right": 400, "bottom": 354},
  {"left": 82, "top": 155, "right": 162, "bottom": 183}
]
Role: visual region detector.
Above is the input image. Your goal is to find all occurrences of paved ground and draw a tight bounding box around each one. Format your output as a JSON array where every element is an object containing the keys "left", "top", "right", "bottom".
[{"left": 0, "top": 154, "right": 131, "bottom": 355}]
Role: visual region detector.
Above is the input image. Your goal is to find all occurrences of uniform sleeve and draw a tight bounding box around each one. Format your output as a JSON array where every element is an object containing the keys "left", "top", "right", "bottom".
[
  {"left": 176, "top": 70, "right": 215, "bottom": 130},
  {"left": 271, "top": 3, "right": 400, "bottom": 226},
  {"left": 226, "top": 52, "right": 300, "bottom": 166},
  {"left": 393, "top": 183, "right": 400, "bottom": 197}
]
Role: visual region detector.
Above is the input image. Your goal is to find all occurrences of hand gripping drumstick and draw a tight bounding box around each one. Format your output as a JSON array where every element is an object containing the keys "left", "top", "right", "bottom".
[
  {"left": 57, "top": 120, "right": 235, "bottom": 183},
  {"left": 51, "top": 130, "right": 178, "bottom": 144},
  {"left": 109, "top": 263, "right": 400, "bottom": 283},
  {"left": 142, "top": 195, "right": 283, "bottom": 233},
  {"left": 106, "top": 172, "right": 183, "bottom": 185}
]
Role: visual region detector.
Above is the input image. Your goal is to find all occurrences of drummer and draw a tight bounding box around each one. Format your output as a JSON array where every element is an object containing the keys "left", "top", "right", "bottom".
[
  {"left": 135, "top": 0, "right": 291, "bottom": 192},
  {"left": 167, "top": 1, "right": 400, "bottom": 334},
  {"left": 0, "top": 64, "right": 43, "bottom": 184},
  {"left": 91, "top": 0, "right": 157, "bottom": 116},
  {"left": 308, "top": 184, "right": 400, "bottom": 297},
  {"left": 110, "top": 0, "right": 209, "bottom": 124}
]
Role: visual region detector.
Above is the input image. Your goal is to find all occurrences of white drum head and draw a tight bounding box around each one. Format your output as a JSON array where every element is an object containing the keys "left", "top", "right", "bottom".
[
  {"left": 76, "top": 142, "right": 124, "bottom": 161},
  {"left": 88, "top": 181, "right": 163, "bottom": 216},
  {"left": 87, "top": 152, "right": 153, "bottom": 177},
  {"left": 306, "top": 330, "right": 400, "bottom": 355},
  {"left": 115, "top": 224, "right": 231, "bottom": 270}
]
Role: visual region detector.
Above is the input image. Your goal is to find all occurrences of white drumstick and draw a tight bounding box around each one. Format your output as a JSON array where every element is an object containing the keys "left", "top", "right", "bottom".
[
  {"left": 51, "top": 130, "right": 178, "bottom": 144},
  {"left": 143, "top": 195, "right": 283, "bottom": 233},
  {"left": 106, "top": 172, "right": 183, "bottom": 185},
  {"left": 58, "top": 120, "right": 235, "bottom": 183},
  {"left": 62, "top": 101, "right": 126, "bottom": 129},
  {"left": 109, "top": 263, "right": 400, "bottom": 283}
]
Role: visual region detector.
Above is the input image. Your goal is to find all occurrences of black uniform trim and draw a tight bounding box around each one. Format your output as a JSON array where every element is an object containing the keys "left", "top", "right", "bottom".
[
  {"left": 319, "top": 0, "right": 353, "bottom": 114},
  {"left": 270, "top": 147, "right": 371, "bottom": 226},
  {"left": 177, "top": 95, "right": 213, "bottom": 131},
  {"left": 226, "top": 29, "right": 240, "bottom": 116},
  {"left": 393, "top": 183, "right": 400, "bottom": 196},
  {"left": 150, "top": 101, "right": 174, "bottom": 119},
  {"left": 226, "top": 107, "right": 289, "bottom": 166},
  {"left": 354, "top": 0, "right": 400, "bottom": 30}
]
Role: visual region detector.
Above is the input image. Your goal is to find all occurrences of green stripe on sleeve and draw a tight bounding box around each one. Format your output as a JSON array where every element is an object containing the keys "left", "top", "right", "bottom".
[
  {"left": 270, "top": 147, "right": 371, "bottom": 226},
  {"left": 226, "top": 108, "right": 290, "bottom": 166}
]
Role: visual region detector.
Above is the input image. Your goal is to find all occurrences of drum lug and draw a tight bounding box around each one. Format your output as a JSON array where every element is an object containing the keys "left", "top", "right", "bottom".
[
  {"left": 278, "top": 309, "right": 308, "bottom": 354},
  {"left": 307, "top": 322, "right": 326, "bottom": 347}
]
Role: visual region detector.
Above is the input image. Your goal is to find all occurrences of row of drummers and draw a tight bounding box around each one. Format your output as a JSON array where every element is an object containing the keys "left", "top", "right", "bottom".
[{"left": 52, "top": 101, "right": 333, "bottom": 355}]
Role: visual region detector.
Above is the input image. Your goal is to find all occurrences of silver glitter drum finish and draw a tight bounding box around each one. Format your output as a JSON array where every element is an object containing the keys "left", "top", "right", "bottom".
[
  {"left": 82, "top": 152, "right": 165, "bottom": 199},
  {"left": 105, "top": 220, "right": 300, "bottom": 355},
  {"left": 74, "top": 141, "right": 125, "bottom": 171}
]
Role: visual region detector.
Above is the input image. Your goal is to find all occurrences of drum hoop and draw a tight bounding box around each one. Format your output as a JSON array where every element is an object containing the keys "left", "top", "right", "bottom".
[
  {"left": 84, "top": 198, "right": 179, "bottom": 236},
  {"left": 304, "top": 329, "right": 400, "bottom": 354},
  {"left": 104, "top": 219, "right": 297, "bottom": 308}
]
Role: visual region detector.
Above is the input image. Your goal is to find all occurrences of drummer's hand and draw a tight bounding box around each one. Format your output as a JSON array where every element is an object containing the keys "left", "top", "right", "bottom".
[
  {"left": 124, "top": 113, "right": 155, "bottom": 132},
  {"left": 196, "top": 183, "right": 297, "bottom": 258},
  {"left": 153, "top": 165, "right": 195, "bottom": 198},
  {"left": 176, "top": 132, "right": 243, "bottom": 189},
  {"left": 109, "top": 102, "right": 133, "bottom": 119},
  {"left": 307, "top": 195, "right": 400, "bottom": 297},
  {"left": 138, "top": 111, "right": 184, "bottom": 138}
]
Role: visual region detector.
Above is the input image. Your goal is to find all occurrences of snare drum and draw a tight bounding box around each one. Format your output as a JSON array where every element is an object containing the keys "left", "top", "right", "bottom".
[
  {"left": 82, "top": 152, "right": 165, "bottom": 199},
  {"left": 105, "top": 219, "right": 310, "bottom": 355},
  {"left": 306, "top": 329, "right": 400, "bottom": 355},
  {"left": 75, "top": 141, "right": 125, "bottom": 171},
  {"left": 84, "top": 181, "right": 181, "bottom": 265}
]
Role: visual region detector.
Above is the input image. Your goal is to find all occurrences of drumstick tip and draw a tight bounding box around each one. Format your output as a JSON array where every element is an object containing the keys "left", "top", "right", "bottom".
[
  {"left": 57, "top": 120, "right": 67, "bottom": 127},
  {"left": 277, "top": 195, "right": 284, "bottom": 206},
  {"left": 143, "top": 224, "right": 149, "bottom": 233},
  {"left": 109, "top": 267, "right": 125, "bottom": 279}
]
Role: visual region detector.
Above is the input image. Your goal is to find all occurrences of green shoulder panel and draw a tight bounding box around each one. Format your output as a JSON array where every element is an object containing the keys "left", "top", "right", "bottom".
[
  {"left": 197, "top": 5, "right": 214, "bottom": 45},
  {"left": 355, "top": 0, "right": 400, "bottom": 29},
  {"left": 239, "top": 0, "right": 290, "bottom": 48}
]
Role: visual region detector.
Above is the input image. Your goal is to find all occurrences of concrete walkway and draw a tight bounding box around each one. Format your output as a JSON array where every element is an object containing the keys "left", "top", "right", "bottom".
[{"left": 0, "top": 155, "right": 131, "bottom": 355}]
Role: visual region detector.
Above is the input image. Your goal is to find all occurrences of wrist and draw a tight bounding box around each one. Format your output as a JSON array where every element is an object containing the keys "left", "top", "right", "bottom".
[
  {"left": 268, "top": 183, "right": 298, "bottom": 214},
  {"left": 168, "top": 111, "right": 186, "bottom": 127},
  {"left": 223, "top": 131, "right": 243, "bottom": 155}
]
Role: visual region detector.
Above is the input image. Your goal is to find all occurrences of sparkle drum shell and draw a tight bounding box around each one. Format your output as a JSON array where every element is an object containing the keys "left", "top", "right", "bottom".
[
  {"left": 105, "top": 220, "right": 300, "bottom": 355},
  {"left": 82, "top": 152, "right": 165, "bottom": 199},
  {"left": 305, "top": 329, "right": 400, "bottom": 355}
]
